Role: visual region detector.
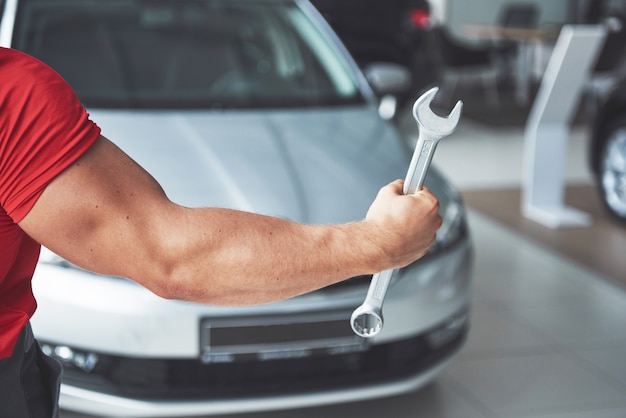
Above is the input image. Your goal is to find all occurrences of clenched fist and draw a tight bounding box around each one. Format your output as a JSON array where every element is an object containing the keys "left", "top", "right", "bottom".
[{"left": 364, "top": 180, "right": 442, "bottom": 271}]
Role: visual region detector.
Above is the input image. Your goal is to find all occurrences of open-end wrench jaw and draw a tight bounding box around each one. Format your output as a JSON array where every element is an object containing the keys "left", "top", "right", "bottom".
[
  {"left": 403, "top": 88, "right": 463, "bottom": 195},
  {"left": 412, "top": 87, "right": 463, "bottom": 138}
]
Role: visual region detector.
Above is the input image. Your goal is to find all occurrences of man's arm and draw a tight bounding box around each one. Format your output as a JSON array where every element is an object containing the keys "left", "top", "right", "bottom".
[{"left": 19, "top": 135, "right": 441, "bottom": 306}]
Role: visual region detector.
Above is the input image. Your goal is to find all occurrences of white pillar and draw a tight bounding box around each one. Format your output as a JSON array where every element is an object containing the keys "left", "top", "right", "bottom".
[{"left": 522, "top": 25, "right": 606, "bottom": 228}]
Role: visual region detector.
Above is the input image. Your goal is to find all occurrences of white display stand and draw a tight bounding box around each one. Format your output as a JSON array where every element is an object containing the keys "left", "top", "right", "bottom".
[{"left": 522, "top": 25, "right": 607, "bottom": 228}]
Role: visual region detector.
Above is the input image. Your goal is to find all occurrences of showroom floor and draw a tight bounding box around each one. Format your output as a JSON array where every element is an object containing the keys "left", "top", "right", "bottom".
[{"left": 63, "top": 93, "right": 626, "bottom": 418}]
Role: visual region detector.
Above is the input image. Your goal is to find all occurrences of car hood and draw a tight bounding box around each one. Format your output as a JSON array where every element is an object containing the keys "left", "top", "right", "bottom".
[{"left": 90, "top": 106, "right": 410, "bottom": 224}]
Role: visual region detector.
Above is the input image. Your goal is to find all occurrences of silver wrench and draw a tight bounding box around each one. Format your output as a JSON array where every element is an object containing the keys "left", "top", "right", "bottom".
[{"left": 350, "top": 87, "right": 462, "bottom": 338}]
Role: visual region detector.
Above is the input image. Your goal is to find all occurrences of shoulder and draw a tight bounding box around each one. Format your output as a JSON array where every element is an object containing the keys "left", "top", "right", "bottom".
[
  {"left": 0, "top": 47, "right": 94, "bottom": 135},
  {"left": 0, "top": 47, "right": 100, "bottom": 222},
  {"left": 0, "top": 47, "right": 59, "bottom": 83},
  {"left": 0, "top": 47, "right": 76, "bottom": 110}
]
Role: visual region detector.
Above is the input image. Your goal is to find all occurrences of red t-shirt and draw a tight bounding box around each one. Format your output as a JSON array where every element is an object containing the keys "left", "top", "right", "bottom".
[{"left": 0, "top": 47, "right": 100, "bottom": 359}]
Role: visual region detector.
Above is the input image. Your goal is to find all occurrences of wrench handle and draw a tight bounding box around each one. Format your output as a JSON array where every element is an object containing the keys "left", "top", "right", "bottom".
[{"left": 403, "top": 134, "right": 440, "bottom": 195}]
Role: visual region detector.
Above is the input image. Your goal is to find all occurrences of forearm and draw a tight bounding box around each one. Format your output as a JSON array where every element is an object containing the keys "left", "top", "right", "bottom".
[{"left": 139, "top": 206, "right": 385, "bottom": 305}]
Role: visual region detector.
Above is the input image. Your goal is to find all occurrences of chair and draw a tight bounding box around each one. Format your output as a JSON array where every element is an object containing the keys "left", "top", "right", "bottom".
[
  {"left": 493, "top": 3, "right": 541, "bottom": 80},
  {"left": 500, "top": 3, "right": 540, "bottom": 28},
  {"left": 433, "top": 26, "right": 499, "bottom": 106}
]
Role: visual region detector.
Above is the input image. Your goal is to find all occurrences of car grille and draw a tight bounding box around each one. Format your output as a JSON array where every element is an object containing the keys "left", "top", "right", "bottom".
[{"left": 53, "top": 317, "right": 468, "bottom": 401}]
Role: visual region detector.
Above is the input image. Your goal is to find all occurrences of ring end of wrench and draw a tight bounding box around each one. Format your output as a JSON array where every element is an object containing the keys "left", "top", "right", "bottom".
[{"left": 350, "top": 306, "right": 383, "bottom": 338}]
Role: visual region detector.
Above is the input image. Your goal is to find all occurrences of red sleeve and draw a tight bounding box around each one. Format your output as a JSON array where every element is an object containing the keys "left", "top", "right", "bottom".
[{"left": 0, "top": 47, "right": 101, "bottom": 222}]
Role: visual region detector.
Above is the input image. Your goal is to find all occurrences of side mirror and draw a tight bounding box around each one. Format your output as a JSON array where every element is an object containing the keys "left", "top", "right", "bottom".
[
  {"left": 363, "top": 62, "right": 412, "bottom": 96},
  {"left": 363, "top": 63, "right": 412, "bottom": 120}
]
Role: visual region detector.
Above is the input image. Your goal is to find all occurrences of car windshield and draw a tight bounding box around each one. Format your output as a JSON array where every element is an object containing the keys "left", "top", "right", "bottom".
[{"left": 12, "top": 0, "right": 364, "bottom": 109}]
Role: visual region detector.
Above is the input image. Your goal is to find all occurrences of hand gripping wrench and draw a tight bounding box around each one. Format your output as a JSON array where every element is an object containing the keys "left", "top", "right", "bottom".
[{"left": 350, "top": 87, "right": 463, "bottom": 338}]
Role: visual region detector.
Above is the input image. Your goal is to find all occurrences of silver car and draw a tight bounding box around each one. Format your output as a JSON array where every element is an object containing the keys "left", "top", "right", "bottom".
[{"left": 1, "top": 0, "right": 473, "bottom": 416}]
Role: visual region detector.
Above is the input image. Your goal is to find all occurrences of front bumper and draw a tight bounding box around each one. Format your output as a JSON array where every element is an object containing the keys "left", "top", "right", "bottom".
[{"left": 57, "top": 326, "right": 466, "bottom": 417}]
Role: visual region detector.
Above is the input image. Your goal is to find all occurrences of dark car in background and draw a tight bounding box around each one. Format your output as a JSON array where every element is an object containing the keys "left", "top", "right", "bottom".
[
  {"left": 590, "top": 77, "right": 626, "bottom": 224},
  {"left": 586, "top": 2, "right": 626, "bottom": 224},
  {"left": 311, "top": 0, "right": 439, "bottom": 104}
]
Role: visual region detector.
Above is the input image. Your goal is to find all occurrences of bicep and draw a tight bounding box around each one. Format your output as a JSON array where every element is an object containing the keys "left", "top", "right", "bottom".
[{"left": 19, "top": 135, "right": 174, "bottom": 277}]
